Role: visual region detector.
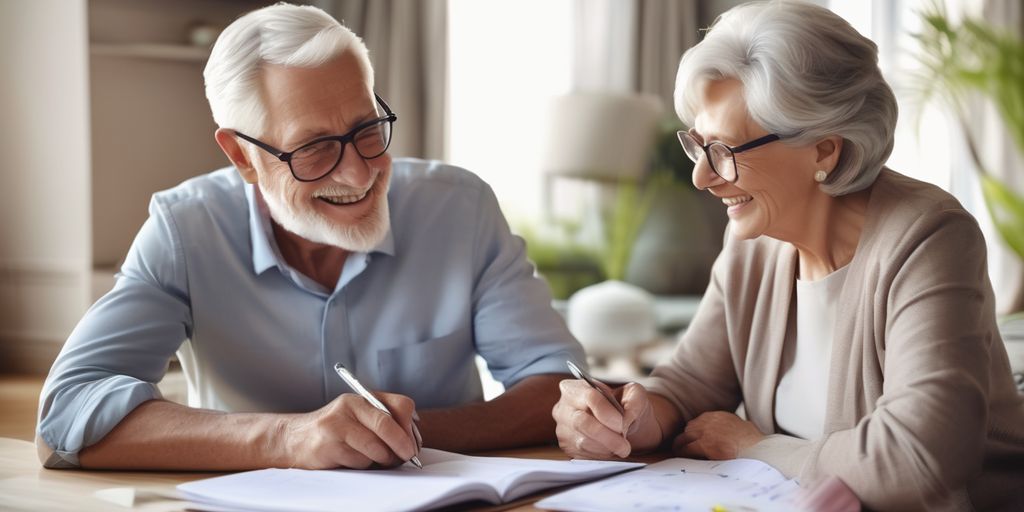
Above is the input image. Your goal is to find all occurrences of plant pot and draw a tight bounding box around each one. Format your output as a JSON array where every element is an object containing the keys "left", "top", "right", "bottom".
[{"left": 625, "top": 183, "right": 728, "bottom": 295}]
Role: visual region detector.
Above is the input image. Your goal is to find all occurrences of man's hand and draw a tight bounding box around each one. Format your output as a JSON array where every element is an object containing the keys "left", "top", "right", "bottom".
[
  {"left": 552, "top": 380, "right": 663, "bottom": 459},
  {"left": 671, "top": 410, "right": 764, "bottom": 460},
  {"left": 279, "top": 392, "right": 420, "bottom": 469}
]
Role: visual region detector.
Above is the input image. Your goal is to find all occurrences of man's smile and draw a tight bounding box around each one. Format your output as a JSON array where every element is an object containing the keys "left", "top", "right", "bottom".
[
  {"left": 315, "top": 190, "right": 369, "bottom": 205},
  {"left": 313, "top": 184, "right": 373, "bottom": 206}
]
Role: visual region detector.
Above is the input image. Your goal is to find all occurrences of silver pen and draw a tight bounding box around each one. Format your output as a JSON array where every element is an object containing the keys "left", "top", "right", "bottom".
[
  {"left": 333, "top": 363, "right": 423, "bottom": 469},
  {"left": 566, "top": 360, "right": 625, "bottom": 415}
]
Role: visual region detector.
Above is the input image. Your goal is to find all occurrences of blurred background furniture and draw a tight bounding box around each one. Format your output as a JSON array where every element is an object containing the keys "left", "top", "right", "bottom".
[
  {"left": 1000, "top": 314, "right": 1024, "bottom": 392},
  {"left": 534, "top": 92, "right": 720, "bottom": 380}
]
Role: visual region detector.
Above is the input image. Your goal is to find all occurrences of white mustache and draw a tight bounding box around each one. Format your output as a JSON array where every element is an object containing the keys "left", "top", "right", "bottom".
[
  {"left": 313, "top": 186, "right": 369, "bottom": 198},
  {"left": 311, "top": 168, "right": 381, "bottom": 198}
]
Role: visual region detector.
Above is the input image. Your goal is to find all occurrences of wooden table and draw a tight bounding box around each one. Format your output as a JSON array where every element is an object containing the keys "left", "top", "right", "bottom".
[
  {"left": 0, "top": 437, "right": 664, "bottom": 511},
  {"left": 0, "top": 437, "right": 221, "bottom": 511}
]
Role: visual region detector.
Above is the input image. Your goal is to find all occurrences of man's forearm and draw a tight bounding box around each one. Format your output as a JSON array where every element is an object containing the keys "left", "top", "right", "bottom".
[
  {"left": 417, "top": 374, "right": 565, "bottom": 452},
  {"left": 68, "top": 399, "right": 292, "bottom": 470},
  {"left": 44, "top": 374, "right": 567, "bottom": 470}
]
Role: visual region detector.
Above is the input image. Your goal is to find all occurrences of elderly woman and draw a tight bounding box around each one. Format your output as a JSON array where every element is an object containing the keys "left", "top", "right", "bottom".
[{"left": 552, "top": 1, "right": 1024, "bottom": 510}]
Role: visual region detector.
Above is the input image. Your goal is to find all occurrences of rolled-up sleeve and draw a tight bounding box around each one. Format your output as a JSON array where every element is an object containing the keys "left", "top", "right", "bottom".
[
  {"left": 468, "top": 183, "right": 586, "bottom": 387},
  {"left": 37, "top": 197, "right": 193, "bottom": 467}
]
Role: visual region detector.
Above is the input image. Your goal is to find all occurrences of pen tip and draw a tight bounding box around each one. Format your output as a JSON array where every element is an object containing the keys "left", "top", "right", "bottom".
[{"left": 410, "top": 456, "right": 423, "bottom": 469}]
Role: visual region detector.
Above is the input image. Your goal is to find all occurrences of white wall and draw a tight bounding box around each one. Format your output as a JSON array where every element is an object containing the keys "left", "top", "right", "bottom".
[{"left": 0, "top": 0, "right": 92, "bottom": 371}]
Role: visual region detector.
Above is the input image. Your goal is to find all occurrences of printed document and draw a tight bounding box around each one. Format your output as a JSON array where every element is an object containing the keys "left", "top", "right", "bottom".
[{"left": 537, "top": 457, "right": 802, "bottom": 512}]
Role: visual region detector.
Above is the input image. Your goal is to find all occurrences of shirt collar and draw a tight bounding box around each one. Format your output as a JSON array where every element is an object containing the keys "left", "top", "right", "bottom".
[{"left": 245, "top": 183, "right": 396, "bottom": 276}]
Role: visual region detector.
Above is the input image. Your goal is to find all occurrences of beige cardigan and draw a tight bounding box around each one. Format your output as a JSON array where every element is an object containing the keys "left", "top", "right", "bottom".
[{"left": 646, "top": 169, "right": 1024, "bottom": 511}]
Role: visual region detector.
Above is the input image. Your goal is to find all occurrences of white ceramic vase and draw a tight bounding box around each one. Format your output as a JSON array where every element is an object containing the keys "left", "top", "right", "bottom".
[{"left": 566, "top": 280, "right": 658, "bottom": 359}]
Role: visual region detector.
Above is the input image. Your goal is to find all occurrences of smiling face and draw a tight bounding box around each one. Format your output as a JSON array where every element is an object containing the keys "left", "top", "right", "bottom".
[
  {"left": 689, "top": 79, "right": 825, "bottom": 242},
  {"left": 240, "top": 50, "right": 392, "bottom": 252}
]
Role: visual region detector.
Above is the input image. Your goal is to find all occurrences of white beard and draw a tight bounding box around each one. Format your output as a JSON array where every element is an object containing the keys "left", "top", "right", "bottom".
[{"left": 259, "top": 169, "right": 391, "bottom": 253}]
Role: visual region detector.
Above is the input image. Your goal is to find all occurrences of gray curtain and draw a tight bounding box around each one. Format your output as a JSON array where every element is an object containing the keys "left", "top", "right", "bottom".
[
  {"left": 571, "top": 0, "right": 698, "bottom": 109},
  {"left": 634, "top": 0, "right": 699, "bottom": 109},
  {"left": 571, "top": 0, "right": 637, "bottom": 93},
  {"left": 324, "top": 0, "right": 447, "bottom": 161}
]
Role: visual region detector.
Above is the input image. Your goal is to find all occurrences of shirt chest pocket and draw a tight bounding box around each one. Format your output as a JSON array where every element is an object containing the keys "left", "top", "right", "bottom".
[{"left": 376, "top": 327, "right": 483, "bottom": 409}]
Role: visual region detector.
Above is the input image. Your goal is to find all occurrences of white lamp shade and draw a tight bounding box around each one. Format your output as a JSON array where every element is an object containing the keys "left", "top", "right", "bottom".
[{"left": 541, "top": 93, "right": 664, "bottom": 181}]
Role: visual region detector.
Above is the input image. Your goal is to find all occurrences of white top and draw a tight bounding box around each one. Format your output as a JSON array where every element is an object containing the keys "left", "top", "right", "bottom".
[{"left": 774, "top": 265, "right": 850, "bottom": 440}]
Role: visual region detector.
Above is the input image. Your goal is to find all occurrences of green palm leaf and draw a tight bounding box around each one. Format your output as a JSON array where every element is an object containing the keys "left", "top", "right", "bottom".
[
  {"left": 913, "top": 1, "right": 1024, "bottom": 261},
  {"left": 981, "top": 174, "right": 1024, "bottom": 259}
]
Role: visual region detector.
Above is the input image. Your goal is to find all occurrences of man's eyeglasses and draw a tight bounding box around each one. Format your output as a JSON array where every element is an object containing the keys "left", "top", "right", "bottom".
[
  {"left": 677, "top": 130, "right": 780, "bottom": 183},
  {"left": 234, "top": 93, "right": 397, "bottom": 182}
]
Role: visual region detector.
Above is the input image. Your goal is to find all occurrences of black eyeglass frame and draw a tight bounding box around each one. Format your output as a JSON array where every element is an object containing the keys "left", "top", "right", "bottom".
[
  {"left": 677, "top": 131, "right": 780, "bottom": 183},
  {"left": 234, "top": 93, "right": 397, "bottom": 182}
]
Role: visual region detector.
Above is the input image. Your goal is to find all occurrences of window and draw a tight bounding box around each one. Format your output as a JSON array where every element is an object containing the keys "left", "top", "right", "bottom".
[
  {"left": 448, "top": 2, "right": 576, "bottom": 397},
  {"left": 828, "top": 0, "right": 996, "bottom": 207},
  {"left": 829, "top": 0, "right": 1021, "bottom": 308},
  {"left": 447, "top": 0, "right": 574, "bottom": 222},
  {"left": 829, "top": 0, "right": 964, "bottom": 190}
]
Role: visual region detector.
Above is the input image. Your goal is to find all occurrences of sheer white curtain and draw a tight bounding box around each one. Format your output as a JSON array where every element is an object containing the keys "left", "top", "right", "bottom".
[
  {"left": 572, "top": 0, "right": 637, "bottom": 93},
  {"left": 323, "top": 0, "right": 448, "bottom": 161},
  {"left": 446, "top": 0, "right": 574, "bottom": 220},
  {"left": 571, "top": 0, "right": 698, "bottom": 106}
]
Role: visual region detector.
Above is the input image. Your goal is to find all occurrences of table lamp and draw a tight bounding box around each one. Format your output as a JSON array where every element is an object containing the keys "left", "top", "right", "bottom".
[{"left": 539, "top": 92, "right": 664, "bottom": 362}]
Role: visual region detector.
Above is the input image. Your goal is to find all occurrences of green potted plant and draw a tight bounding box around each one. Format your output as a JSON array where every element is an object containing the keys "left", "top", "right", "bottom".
[{"left": 520, "top": 222, "right": 604, "bottom": 301}]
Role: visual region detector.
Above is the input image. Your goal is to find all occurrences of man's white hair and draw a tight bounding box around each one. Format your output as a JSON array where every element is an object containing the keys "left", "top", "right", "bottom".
[
  {"left": 674, "top": 0, "right": 898, "bottom": 196},
  {"left": 204, "top": 2, "right": 374, "bottom": 138}
]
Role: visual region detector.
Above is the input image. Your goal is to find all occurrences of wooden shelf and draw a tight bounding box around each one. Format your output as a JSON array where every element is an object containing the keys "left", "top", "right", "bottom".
[{"left": 90, "top": 42, "right": 210, "bottom": 62}]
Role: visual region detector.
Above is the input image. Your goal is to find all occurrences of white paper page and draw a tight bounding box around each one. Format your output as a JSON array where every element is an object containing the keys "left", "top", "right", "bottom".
[
  {"left": 416, "top": 452, "right": 643, "bottom": 500},
  {"left": 178, "top": 466, "right": 484, "bottom": 512},
  {"left": 178, "top": 449, "right": 643, "bottom": 512},
  {"left": 536, "top": 457, "right": 803, "bottom": 512}
]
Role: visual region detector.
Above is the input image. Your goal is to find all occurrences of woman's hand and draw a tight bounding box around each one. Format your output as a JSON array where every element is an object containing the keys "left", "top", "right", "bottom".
[
  {"left": 552, "top": 380, "right": 663, "bottom": 459},
  {"left": 671, "top": 410, "right": 765, "bottom": 459}
]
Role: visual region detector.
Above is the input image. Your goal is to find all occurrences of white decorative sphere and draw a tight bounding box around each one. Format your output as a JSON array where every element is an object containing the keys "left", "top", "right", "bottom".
[{"left": 567, "top": 280, "right": 657, "bottom": 358}]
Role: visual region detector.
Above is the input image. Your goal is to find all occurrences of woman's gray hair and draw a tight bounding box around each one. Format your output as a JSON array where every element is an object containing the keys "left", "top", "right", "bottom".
[
  {"left": 674, "top": 0, "right": 898, "bottom": 195},
  {"left": 204, "top": 3, "right": 373, "bottom": 138}
]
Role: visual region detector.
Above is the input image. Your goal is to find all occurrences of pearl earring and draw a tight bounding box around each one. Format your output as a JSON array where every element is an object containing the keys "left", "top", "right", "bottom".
[{"left": 814, "top": 170, "right": 828, "bottom": 183}]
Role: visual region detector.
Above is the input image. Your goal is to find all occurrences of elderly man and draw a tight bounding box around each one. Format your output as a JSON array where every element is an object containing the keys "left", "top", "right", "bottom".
[{"left": 37, "top": 3, "right": 584, "bottom": 471}]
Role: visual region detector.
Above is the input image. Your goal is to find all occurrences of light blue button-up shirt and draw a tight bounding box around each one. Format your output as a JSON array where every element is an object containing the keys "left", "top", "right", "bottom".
[{"left": 38, "top": 159, "right": 584, "bottom": 467}]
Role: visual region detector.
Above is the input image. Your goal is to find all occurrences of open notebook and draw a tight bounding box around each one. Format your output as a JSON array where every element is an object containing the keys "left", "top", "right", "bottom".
[
  {"left": 537, "top": 456, "right": 803, "bottom": 512},
  {"left": 177, "top": 448, "right": 643, "bottom": 512}
]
